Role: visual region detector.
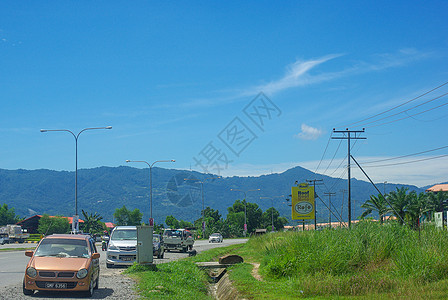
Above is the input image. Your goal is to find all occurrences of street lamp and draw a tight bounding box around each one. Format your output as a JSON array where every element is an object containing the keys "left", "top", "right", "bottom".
[
  {"left": 231, "top": 188, "right": 260, "bottom": 236},
  {"left": 260, "top": 195, "right": 284, "bottom": 232},
  {"left": 126, "top": 159, "right": 175, "bottom": 225},
  {"left": 40, "top": 126, "right": 112, "bottom": 231},
  {"left": 184, "top": 176, "right": 221, "bottom": 238}
]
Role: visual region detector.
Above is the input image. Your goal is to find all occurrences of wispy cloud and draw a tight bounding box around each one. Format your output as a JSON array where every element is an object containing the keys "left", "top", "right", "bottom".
[
  {"left": 246, "top": 54, "right": 343, "bottom": 96},
  {"left": 294, "top": 124, "right": 324, "bottom": 140},
  {"left": 120, "top": 49, "right": 434, "bottom": 112}
]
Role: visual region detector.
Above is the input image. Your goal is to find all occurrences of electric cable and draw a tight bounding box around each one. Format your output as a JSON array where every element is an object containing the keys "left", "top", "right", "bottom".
[
  {"left": 346, "top": 81, "right": 448, "bottom": 127},
  {"left": 360, "top": 145, "right": 448, "bottom": 164},
  {"left": 362, "top": 154, "right": 448, "bottom": 168}
]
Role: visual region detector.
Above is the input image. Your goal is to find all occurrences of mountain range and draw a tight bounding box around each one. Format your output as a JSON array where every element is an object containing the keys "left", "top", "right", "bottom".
[{"left": 0, "top": 166, "right": 431, "bottom": 225}]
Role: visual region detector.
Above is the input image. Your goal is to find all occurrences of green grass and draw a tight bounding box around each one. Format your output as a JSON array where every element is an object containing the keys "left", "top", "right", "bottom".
[
  {"left": 228, "top": 221, "right": 448, "bottom": 299},
  {"left": 0, "top": 247, "right": 33, "bottom": 252},
  {"left": 125, "top": 222, "right": 448, "bottom": 299},
  {"left": 125, "top": 244, "right": 243, "bottom": 299}
]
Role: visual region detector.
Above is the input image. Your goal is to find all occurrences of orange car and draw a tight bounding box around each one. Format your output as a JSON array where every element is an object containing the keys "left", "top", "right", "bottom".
[{"left": 23, "top": 234, "right": 100, "bottom": 297}]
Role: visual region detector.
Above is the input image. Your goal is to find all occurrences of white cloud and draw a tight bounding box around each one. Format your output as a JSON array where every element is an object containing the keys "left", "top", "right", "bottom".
[{"left": 294, "top": 124, "right": 324, "bottom": 140}]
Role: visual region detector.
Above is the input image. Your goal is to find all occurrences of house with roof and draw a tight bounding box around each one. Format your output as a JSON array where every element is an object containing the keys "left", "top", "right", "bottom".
[{"left": 16, "top": 215, "right": 84, "bottom": 234}]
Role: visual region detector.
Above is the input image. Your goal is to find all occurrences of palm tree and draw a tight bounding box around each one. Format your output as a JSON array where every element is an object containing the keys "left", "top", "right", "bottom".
[
  {"left": 81, "top": 209, "right": 104, "bottom": 234},
  {"left": 406, "top": 191, "right": 427, "bottom": 229},
  {"left": 361, "top": 194, "right": 390, "bottom": 224},
  {"left": 426, "top": 191, "right": 448, "bottom": 221},
  {"left": 387, "top": 187, "right": 410, "bottom": 225}
]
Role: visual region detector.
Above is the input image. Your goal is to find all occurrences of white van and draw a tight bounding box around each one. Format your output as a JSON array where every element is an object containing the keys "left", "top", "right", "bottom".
[{"left": 106, "top": 226, "right": 137, "bottom": 268}]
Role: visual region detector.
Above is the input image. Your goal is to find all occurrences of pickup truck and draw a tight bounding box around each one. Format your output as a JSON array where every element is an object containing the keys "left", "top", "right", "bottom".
[{"left": 163, "top": 229, "right": 194, "bottom": 253}]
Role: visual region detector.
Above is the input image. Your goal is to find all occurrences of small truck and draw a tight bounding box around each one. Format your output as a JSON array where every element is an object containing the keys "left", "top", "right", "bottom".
[
  {"left": 162, "top": 229, "right": 194, "bottom": 252},
  {"left": 0, "top": 224, "right": 30, "bottom": 243}
]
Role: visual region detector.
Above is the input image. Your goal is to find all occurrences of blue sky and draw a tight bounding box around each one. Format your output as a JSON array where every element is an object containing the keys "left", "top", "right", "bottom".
[{"left": 1, "top": 1, "right": 447, "bottom": 188}]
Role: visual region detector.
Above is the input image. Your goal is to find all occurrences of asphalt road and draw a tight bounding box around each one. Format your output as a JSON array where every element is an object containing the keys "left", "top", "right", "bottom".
[{"left": 0, "top": 238, "right": 247, "bottom": 299}]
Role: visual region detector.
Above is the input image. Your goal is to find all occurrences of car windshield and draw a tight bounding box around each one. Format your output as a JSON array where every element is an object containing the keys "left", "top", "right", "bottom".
[
  {"left": 164, "top": 230, "right": 181, "bottom": 237},
  {"left": 34, "top": 238, "right": 89, "bottom": 258},
  {"left": 111, "top": 229, "right": 137, "bottom": 240},
  {"left": 211, "top": 234, "right": 220, "bottom": 237}
]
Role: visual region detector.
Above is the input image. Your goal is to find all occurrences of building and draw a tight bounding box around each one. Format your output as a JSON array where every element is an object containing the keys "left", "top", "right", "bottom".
[
  {"left": 425, "top": 184, "right": 448, "bottom": 192},
  {"left": 17, "top": 215, "right": 84, "bottom": 234}
]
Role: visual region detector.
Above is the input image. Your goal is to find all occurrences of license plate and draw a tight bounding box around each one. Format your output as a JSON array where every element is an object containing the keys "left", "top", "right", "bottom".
[
  {"left": 45, "top": 282, "right": 67, "bottom": 289},
  {"left": 122, "top": 256, "right": 134, "bottom": 261}
]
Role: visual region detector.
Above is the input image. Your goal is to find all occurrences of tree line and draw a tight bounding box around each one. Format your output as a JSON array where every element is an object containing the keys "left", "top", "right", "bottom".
[
  {"left": 0, "top": 200, "right": 288, "bottom": 238},
  {"left": 361, "top": 187, "right": 448, "bottom": 228}
]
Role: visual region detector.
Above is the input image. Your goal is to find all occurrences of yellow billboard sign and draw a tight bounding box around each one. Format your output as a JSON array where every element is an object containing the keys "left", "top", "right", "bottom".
[{"left": 291, "top": 183, "right": 315, "bottom": 220}]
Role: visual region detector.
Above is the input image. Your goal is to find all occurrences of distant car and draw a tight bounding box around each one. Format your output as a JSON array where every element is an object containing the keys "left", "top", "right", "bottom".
[
  {"left": 106, "top": 226, "right": 137, "bottom": 268},
  {"left": 163, "top": 229, "right": 194, "bottom": 252},
  {"left": 208, "top": 233, "right": 223, "bottom": 243},
  {"left": 0, "top": 233, "right": 9, "bottom": 245},
  {"left": 23, "top": 234, "right": 100, "bottom": 297},
  {"left": 153, "top": 234, "right": 165, "bottom": 259}
]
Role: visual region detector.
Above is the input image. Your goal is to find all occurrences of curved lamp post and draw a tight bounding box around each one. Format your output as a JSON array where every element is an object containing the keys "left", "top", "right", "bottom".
[
  {"left": 260, "top": 195, "right": 284, "bottom": 232},
  {"left": 230, "top": 188, "right": 260, "bottom": 236},
  {"left": 184, "top": 176, "right": 221, "bottom": 238},
  {"left": 40, "top": 126, "right": 112, "bottom": 230},
  {"left": 126, "top": 159, "right": 175, "bottom": 225}
]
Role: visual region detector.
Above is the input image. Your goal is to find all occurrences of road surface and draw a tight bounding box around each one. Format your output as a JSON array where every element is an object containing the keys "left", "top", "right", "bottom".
[{"left": 0, "top": 238, "right": 247, "bottom": 299}]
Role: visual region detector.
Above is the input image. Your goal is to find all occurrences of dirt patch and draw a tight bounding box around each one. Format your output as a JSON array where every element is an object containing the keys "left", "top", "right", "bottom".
[{"left": 251, "top": 263, "right": 263, "bottom": 281}]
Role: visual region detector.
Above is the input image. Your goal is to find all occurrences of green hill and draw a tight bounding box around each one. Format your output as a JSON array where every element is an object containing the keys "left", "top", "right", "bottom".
[{"left": 0, "top": 166, "right": 425, "bottom": 225}]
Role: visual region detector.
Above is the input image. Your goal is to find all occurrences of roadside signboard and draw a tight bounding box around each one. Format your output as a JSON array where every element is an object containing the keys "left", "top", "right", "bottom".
[{"left": 291, "top": 183, "right": 315, "bottom": 220}]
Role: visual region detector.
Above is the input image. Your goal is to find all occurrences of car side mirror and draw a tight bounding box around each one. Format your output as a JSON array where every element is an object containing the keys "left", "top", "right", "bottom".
[
  {"left": 91, "top": 253, "right": 100, "bottom": 259},
  {"left": 25, "top": 250, "right": 34, "bottom": 257}
]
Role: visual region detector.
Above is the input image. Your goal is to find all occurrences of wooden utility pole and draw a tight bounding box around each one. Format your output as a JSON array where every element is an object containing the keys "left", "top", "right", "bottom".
[
  {"left": 324, "top": 192, "right": 336, "bottom": 228},
  {"left": 340, "top": 189, "right": 347, "bottom": 226},
  {"left": 306, "top": 179, "right": 323, "bottom": 230},
  {"left": 332, "top": 128, "right": 366, "bottom": 228}
]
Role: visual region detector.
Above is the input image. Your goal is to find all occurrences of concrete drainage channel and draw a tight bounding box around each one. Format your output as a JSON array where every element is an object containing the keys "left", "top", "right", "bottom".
[{"left": 196, "top": 255, "right": 244, "bottom": 300}]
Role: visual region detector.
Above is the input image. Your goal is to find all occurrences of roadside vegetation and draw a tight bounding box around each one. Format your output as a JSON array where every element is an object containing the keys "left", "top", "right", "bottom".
[
  {"left": 125, "top": 244, "right": 243, "bottom": 299},
  {"left": 228, "top": 221, "right": 448, "bottom": 299}
]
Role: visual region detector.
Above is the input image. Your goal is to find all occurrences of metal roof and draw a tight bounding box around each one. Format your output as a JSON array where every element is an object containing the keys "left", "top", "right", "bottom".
[{"left": 426, "top": 184, "right": 448, "bottom": 192}]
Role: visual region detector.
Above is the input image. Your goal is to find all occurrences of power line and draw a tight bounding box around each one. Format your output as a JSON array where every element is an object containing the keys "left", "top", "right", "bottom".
[
  {"left": 314, "top": 133, "right": 332, "bottom": 174},
  {"left": 322, "top": 138, "right": 343, "bottom": 175},
  {"left": 362, "top": 154, "right": 448, "bottom": 168},
  {"left": 369, "top": 100, "right": 448, "bottom": 128},
  {"left": 346, "top": 81, "right": 448, "bottom": 127},
  {"left": 360, "top": 145, "right": 448, "bottom": 165}
]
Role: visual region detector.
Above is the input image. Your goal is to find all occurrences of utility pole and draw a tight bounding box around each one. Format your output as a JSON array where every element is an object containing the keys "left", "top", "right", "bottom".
[
  {"left": 324, "top": 192, "right": 336, "bottom": 228},
  {"left": 306, "top": 179, "right": 323, "bottom": 230},
  {"left": 340, "top": 189, "right": 347, "bottom": 226},
  {"left": 332, "top": 128, "right": 366, "bottom": 228}
]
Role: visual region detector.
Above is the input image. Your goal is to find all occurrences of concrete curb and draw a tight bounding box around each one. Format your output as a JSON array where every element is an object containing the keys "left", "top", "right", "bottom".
[{"left": 215, "top": 272, "right": 239, "bottom": 300}]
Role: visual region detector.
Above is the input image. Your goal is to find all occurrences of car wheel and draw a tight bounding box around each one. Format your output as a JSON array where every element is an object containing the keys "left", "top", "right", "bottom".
[
  {"left": 106, "top": 263, "right": 113, "bottom": 268},
  {"left": 161, "top": 251, "right": 164, "bottom": 259},
  {"left": 22, "top": 280, "right": 34, "bottom": 296},
  {"left": 182, "top": 247, "right": 187, "bottom": 253}
]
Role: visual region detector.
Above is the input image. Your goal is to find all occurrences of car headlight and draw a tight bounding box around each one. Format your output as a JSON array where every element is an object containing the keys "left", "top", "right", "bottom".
[
  {"left": 108, "top": 243, "right": 119, "bottom": 250},
  {"left": 26, "top": 267, "right": 37, "bottom": 278},
  {"left": 77, "top": 268, "right": 88, "bottom": 279}
]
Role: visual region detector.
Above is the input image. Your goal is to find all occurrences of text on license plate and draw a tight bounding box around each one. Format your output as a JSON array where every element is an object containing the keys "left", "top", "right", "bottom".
[
  {"left": 122, "top": 256, "right": 134, "bottom": 261},
  {"left": 45, "top": 282, "right": 67, "bottom": 289}
]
